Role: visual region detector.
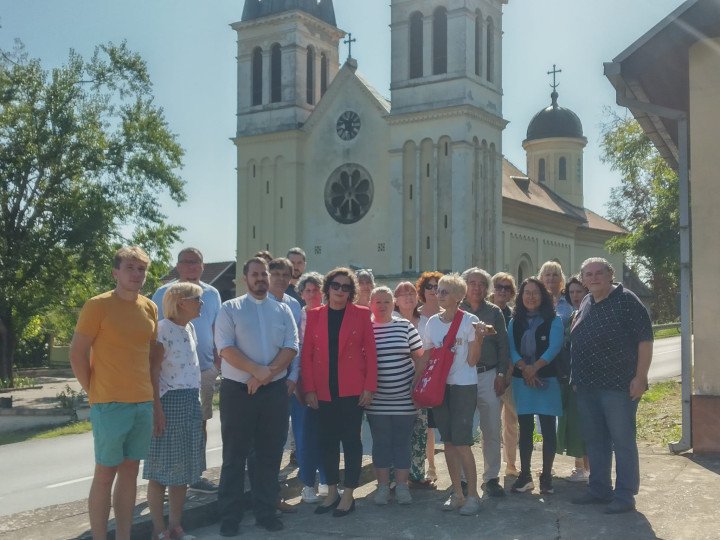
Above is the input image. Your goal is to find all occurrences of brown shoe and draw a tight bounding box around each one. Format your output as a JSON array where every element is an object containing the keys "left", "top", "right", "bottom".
[{"left": 276, "top": 499, "right": 297, "bottom": 513}]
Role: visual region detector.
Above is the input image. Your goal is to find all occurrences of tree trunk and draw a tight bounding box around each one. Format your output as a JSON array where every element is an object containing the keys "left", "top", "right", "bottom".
[{"left": 0, "top": 316, "right": 15, "bottom": 385}]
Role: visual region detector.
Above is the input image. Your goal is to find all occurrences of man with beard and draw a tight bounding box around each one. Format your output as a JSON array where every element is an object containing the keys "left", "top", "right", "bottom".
[
  {"left": 214, "top": 257, "right": 299, "bottom": 536},
  {"left": 285, "top": 247, "right": 307, "bottom": 306}
]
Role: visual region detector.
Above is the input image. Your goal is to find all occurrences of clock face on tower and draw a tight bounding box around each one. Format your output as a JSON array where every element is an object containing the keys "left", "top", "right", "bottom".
[{"left": 336, "top": 110, "right": 361, "bottom": 140}]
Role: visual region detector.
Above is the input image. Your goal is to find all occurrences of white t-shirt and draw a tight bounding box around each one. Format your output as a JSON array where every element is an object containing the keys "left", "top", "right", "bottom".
[
  {"left": 156, "top": 318, "right": 201, "bottom": 397},
  {"left": 421, "top": 311, "right": 478, "bottom": 386}
]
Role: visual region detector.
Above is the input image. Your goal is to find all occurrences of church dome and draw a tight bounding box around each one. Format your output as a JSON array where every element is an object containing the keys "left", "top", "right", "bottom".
[
  {"left": 525, "top": 91, "right": 584, "bottom": 141},
  {"left": 242, "top": 0, "right": 336, "bottom": 26}
]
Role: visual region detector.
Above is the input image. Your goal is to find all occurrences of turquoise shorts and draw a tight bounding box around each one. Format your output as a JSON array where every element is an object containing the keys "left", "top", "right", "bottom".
[{"left": 90, "top": 401, "right": 153, "bottom": 466}]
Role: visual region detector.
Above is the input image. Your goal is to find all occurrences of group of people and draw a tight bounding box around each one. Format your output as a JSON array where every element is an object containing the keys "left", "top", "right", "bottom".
[{"left": 69, "top": 244, "right": 653, "bottom": 540}]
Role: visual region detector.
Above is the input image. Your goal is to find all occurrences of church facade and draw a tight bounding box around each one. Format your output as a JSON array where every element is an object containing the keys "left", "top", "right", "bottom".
[{"left": 232, "top": 0, "right": 624, "bottom": 280}]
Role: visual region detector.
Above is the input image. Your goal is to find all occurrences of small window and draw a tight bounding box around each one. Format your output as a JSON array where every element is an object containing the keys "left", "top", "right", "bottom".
[
  {"left": 426, "top": 236, "right": 430, "bottom": 249},
  {"left": 252, "top": 226, "right": 256, "bottom": 239},
  {"left": 320, "top": 54, "right": 328, "bottom": 96},
  {"left": 280, "top": 196, "right": 283, "bottom": 209},
  {"left": 559, "top": 157, "right": 567, "bottom": 180},
  {"left": 409, "top": 184, "right": 413, "bottom": 199},
  {"left": 426, "top": 163, "right": 430, "bottom": 177},
  {"left": 409, "top": 12, "right": 423, "bottom": 79},
  {"left": 271, "top": 43, "right": 282, "bottom": 103},
  {"left": 538, "top": 158, "right": 546, "bottom": 182},
  {"left": 433, "top": 7, "right": 447, "bottom": 75},
  {"left": 253, "top": 164, "right": 256, "bottom": 177},
  {"left": 377, "top": 243, "right": 385, "bottom": 252},
  {"left": 445, "top": 141, "right": 448, "bottom": 156},
  {"left": 314, "top": 245, "right": 322, "bottom": 255},
  {"left": 486, "top": 18, "right": 494, "bottom": 83},
  {"left": 444, "top": 215, "right": 448, "bottom": 229},
  {"left": 306, "top": 47, "right": 315, "bottom": 105},
  {"left": 409, "top": 255, "right": 413, "bottom": 268},
  {"left": 252, "top": 47, "right": 263, "bottom": 106},
  {"left": 474, "top": 12, "right": 482, "bottom": 76}
]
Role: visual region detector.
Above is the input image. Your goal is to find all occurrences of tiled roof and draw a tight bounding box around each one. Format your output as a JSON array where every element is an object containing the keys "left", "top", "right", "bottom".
[{"left": 160, "top": 261, "right": 235, "bottom": 286}]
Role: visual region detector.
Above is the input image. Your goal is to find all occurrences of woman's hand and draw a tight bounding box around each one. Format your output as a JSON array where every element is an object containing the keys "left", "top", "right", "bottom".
[
  {"left": 358, "top": 389, "right": 374, "bottom": 407},
  {"left": 152, "top": 401, "right": 165, "bottom": 437},
  {"left": 305, "top": 390, "right": 319, "bottom": 409},
  {"left": 522, "top": 364, "right": 540, "bottom": 387}
]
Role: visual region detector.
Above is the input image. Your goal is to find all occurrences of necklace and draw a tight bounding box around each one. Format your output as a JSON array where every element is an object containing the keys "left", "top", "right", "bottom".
[{"left": 439, "top": 311, "right": 454, "bottom": 323}]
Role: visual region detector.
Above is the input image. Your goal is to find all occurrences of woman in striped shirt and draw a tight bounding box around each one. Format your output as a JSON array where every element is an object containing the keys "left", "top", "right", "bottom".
[{"left": 367, "top": 286, "right": 424, "bottom": 505}]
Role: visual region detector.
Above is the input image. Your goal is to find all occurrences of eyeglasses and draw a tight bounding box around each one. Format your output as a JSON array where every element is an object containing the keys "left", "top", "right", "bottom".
[
  {"left": 424, "top": 283, "right": 438, "bottom": 290},
  {"left": 494, "top": 284, "right": 513, "bottom": 292},
  {"left": 184, "top": 295, "right": 203, "bottom": 302},
  {"left": 437, "top": 289, "right": 451, "bottom": 297},
  {"left": 329, "top": 282, "right": 353, "bottom": 293},
  {"left": 522, "top": 290, "right": 541, "bottom": 298}
]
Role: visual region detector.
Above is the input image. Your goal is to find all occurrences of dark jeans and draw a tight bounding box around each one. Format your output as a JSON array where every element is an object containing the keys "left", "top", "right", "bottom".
[
  {"left": 318, "top": 396, "right": 364, "bottom": 488},
  {"left": 576, "top": 385, "right": 640, "bottom": 503},
  {"left": 218, "top": 378, "right": 288, "bottom": 523},
  {"left": 518, "top": 413, "right": 556, "bottom": 477}
]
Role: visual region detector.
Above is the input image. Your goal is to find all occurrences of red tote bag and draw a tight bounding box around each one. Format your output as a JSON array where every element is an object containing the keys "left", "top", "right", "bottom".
[{"left": 411, "top": 309, "right": 464, "bottom": 408}]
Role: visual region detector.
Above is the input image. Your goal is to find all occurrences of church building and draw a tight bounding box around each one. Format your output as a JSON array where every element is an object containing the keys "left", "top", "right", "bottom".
[{"left": 232, "top": 0, "right": 625, "bottom": 280}]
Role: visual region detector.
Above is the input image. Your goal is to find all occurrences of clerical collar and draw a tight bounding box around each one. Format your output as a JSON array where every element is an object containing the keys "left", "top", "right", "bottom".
[{"left": 248, "top": 294, "right": 267, "bottom": 305}]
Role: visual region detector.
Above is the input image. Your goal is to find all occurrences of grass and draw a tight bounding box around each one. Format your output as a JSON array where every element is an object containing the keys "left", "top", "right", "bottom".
[
  {"left": 0, "top": 419, "right": 91, "bottom": 446},
  {"left": 636, "top": 380, "right": 682, "bottom": 446},
  {"left": 0, "top": 376, "right": 37, "bottom": 389},
  {"left": 654, "top": 327, "right": 681, "bottom": 339}
]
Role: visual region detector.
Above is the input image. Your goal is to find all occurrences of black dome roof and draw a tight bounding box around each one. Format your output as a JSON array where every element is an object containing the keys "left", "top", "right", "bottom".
[
  {"left": 525, "top": 91, "right": 584, "bottom": 141},
  {"left": 242, "top": 0, "right": 336, "bottom": 26}
]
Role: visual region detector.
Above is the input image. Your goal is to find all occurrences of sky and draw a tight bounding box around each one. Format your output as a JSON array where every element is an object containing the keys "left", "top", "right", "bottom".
[{"left": 0, "top": 0, "right": 687, "bottom": 263}]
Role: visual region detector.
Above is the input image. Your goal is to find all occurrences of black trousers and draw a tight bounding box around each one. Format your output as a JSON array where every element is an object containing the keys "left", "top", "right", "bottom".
[
  {"left": 318, "top": 395, "right": 364, "bottom": 488},
  {"left": 218, "top": 378, "right": 288, "bottom": 522},
  {"left": 518, "top": 413, "right": 556, "bottom": 477}
]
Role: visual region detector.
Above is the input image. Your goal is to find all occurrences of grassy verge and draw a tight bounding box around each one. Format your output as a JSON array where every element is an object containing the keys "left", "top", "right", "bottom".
[
  {"left": 654, "top": 327, "right": 681, "bottom": 339},
  {"left": 0, "top": 419, "right": 91, "bottom": 446},
  {"left": 637, "top": 380, "right": 682, "bottom": 446}
]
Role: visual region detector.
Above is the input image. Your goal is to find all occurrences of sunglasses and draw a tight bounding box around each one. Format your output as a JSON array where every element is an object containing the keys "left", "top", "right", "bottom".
[
  {"left": 184, "top": 295, "right": 202, "bottom": 302},
  {"left": 494, "top": 284, "right": 513, "bottom": 292},
  {"left": 329, "top": 281, "right": 353, "bottom": 293},
  {"left": 424, "top": 283, "right": 438, "bottom": 290},
  {"left": 437, "top": 289, "right": 451, "bottom": 297}
]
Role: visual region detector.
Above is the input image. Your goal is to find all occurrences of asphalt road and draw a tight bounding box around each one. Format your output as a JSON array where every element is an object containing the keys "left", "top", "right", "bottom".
[{"left": 0, "top": 336, "right": 681, "bottom": 517}]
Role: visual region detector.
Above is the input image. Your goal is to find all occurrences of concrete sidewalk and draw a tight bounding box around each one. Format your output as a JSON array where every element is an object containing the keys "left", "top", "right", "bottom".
[{"left": 2, "top": 445, "right": 718, "bottom": 540}]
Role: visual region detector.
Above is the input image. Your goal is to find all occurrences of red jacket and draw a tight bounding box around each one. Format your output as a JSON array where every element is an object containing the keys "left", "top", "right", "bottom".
[{"left": 300, "top": 303, "right": 377, "bottom": 401}]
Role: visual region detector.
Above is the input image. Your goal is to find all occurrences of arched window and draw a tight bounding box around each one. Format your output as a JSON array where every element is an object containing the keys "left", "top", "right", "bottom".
[
  {"left": 486, "top": 17, "right": 495, "bottom": 83},
  {"left": 409, "top": 12, "right": 423, "bottom": 79},
  {"left": 474, "top": 11, "right": 482, "bottom": 77},
  {"left": 559, "top": 157, "right": 567, "bottom": 180},
  {"left": 252, "top": 47, "right": 263, "bottom": 106},
  {"left": 320, "top": 53, "right": 328, "bottom": 96},
  {"left": 306, "top": 47, "right": 315, "bottom": 105},
  {"left": 538, "top": 158, "right": 546, "bottom": 182},
  {"left": 271, "top": 43, "right": 282, "bottom": 103},
  {"left": 433, "top": 7, "right": 447, "bottom": 75}
]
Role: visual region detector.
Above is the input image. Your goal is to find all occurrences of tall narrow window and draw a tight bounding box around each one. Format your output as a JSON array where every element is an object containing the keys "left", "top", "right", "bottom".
[
  {"left": 474, "top": 12, "right": 482, "bottom": 77},
  {"left": 559, "top": 157, "right": 567, "bottom": 180},
  {"left": 306, "top": 47, "right": 315, "bottom": 105},
  {"left": 539, "top": 158, "right": 546, "bottom": 182},
  {"left": 409, "top": 12, "right": 423, "bottom": 79},
  {"left": 271, "top": 43, "right": 282, "bottom": 103},
  {"left": 320, "top": 53, "right": 328, "bottom": 96},
  {"left": 486, "top": 18, "right": 494, "bottom": 83},
  {"left": 432, "top": 7, "right": 447, "bottom": 75},
  {"left": 252, "top": 47, "right": 263, "bottom": 106}
]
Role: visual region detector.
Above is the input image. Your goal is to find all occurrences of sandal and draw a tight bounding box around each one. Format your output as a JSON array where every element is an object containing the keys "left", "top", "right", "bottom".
[
  {"left": 408, "top": 478, "right": 437, "bottom": 490},
  {"left": 426, "top": 466, "right": 437, "bottom": 482},
  {"left": 168, "top": 526, "right": 197, "bottom": 540}
]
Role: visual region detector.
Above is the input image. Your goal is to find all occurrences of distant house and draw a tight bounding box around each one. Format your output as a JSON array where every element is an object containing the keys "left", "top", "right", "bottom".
[{"left": 160, "top": 261, "right": 237, "bottom": 302}]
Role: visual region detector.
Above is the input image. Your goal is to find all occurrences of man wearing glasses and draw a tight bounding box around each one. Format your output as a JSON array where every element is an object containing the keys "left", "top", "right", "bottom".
[
  {"left": 214, "top": 257, "right": 299, "bottom": 535},
  {"left": 459, "top": 267, "right": 511, "bottom": 498},
  {"left": 152, "top": 247, "right": 222, "bottom": 493}
]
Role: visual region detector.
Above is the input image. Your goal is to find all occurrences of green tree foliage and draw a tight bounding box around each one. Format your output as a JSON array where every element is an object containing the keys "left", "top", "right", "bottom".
[
  {"left": 600, "top": 111, "right": 679, "bottom": 322},
  {"left": 0, "top": 40, "right": 186, "bottom": 382}
]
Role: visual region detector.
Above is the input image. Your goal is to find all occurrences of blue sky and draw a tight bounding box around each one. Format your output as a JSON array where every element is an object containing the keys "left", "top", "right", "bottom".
[{"left": 1, "top": 0, "right": 686, "bottom": 263}]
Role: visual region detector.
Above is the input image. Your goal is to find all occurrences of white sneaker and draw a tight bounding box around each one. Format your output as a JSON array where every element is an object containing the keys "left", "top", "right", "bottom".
[
  {"left": 441, "top": 494, "right": 462, "bottom": 511},
  {"left": 395, "top": 482, "right": 412, "bottom": 505},
  {"left": 317, "top": 483, "right": 329, "bottom": 496},
  {"left": 301, "top": 486, "right": 320, "bottom": 503},
  {"left": 458, "top": 495, "right": 481, "bottom": 516},
  {"left": 374, "top": 483, "right": 390, "bottom": 505},
  {"left": 565, "top": 468, "right": 590, "bottom": 483}
]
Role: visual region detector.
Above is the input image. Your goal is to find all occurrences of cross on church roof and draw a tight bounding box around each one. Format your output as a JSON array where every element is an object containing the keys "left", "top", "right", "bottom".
[
  {"left": 547, "top": 64, "right": 562, "bottom": 91},
  {"left": 344, "top": 33, "right": 356, "bottom": 60}
]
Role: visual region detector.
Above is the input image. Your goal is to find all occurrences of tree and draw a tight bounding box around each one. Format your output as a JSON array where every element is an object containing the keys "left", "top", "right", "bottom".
[
  {"left": 0, "top": 39, "right": 186, "bottom": 383},
  {"left": 600, "top": 110, "right": 679, "bottom": 322}
]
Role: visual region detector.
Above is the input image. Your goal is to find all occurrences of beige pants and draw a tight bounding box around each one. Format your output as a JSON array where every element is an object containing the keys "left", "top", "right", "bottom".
[{"left": 501, "top": 383, "right": 519, "bottom": 468}]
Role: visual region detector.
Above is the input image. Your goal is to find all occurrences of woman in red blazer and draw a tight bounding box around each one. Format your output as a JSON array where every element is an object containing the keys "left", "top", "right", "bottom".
[{"left": 301, "top": 267, "right": 377, "bottom": 517}]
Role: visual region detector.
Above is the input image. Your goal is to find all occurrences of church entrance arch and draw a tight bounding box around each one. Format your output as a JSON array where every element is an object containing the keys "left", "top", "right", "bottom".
[{"left": 515, "top": 253, "right": 533, "bottom": 284}]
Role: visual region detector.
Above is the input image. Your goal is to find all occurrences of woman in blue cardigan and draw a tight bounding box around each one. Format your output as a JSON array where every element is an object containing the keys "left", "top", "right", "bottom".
[{"left": 508, "top": 277, "right": 563, "bottom": 496}]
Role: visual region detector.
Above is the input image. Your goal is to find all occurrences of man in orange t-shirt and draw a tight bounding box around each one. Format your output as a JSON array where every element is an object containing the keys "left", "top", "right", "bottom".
[{"left": 70, "top": 246, "right": 157, "bottom": 540}]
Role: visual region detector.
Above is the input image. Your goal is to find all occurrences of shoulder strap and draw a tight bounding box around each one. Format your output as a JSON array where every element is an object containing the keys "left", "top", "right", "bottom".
[{"left": 443, "top": 309, "right": 465, "bottom": 348}]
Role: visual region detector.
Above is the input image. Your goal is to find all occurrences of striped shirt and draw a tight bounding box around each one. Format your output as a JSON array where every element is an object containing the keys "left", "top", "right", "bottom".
[{"left": 366, "top": 318, "right": 422, "bottom": 415}]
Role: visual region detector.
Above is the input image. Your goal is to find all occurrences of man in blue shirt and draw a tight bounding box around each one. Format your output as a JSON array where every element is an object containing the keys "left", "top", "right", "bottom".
[
  {"left": 152, "top": 247, "right": 221, "bottom": 493},
  {"left": 214, "top": 257, "right": 299, "bottom": 536}
]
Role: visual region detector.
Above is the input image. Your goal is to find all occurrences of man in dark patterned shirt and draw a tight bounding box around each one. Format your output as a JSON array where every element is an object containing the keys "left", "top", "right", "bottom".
[{"left": 570, "top": 258, "right": 653, "bottom": 514}]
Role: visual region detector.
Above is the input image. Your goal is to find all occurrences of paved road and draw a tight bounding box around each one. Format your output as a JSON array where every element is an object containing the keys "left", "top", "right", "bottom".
[{"left": 0, "top": 336, "right": 681, "bottom": 517}]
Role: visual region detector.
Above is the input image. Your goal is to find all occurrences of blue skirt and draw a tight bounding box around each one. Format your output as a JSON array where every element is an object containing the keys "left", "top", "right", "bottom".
[
  {"left": 511, "top": 376, "right": 562, "bottom": 417},
  {"left": 142, "top": 388, "right": 205, "bottom": 486}
]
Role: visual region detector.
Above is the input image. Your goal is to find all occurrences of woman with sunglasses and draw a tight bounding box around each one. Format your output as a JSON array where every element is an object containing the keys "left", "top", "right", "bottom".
[
  {"left": 144, "top": 282, "right": 205, "bottom": 540},
  {"left": 301, "top": 268, "right": 377, "bottom": 517}
]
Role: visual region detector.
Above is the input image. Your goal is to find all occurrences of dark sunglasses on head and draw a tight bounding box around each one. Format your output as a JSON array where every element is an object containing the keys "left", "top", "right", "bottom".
[
  {"left": 494, "top": 284, "right": 513, "bottom": 292},
  {"left": 424, "top": 283, "right": 438, "bottom": 290},
  {"left": 329, "top": 282, "right": 353, "bottom": 293}
]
